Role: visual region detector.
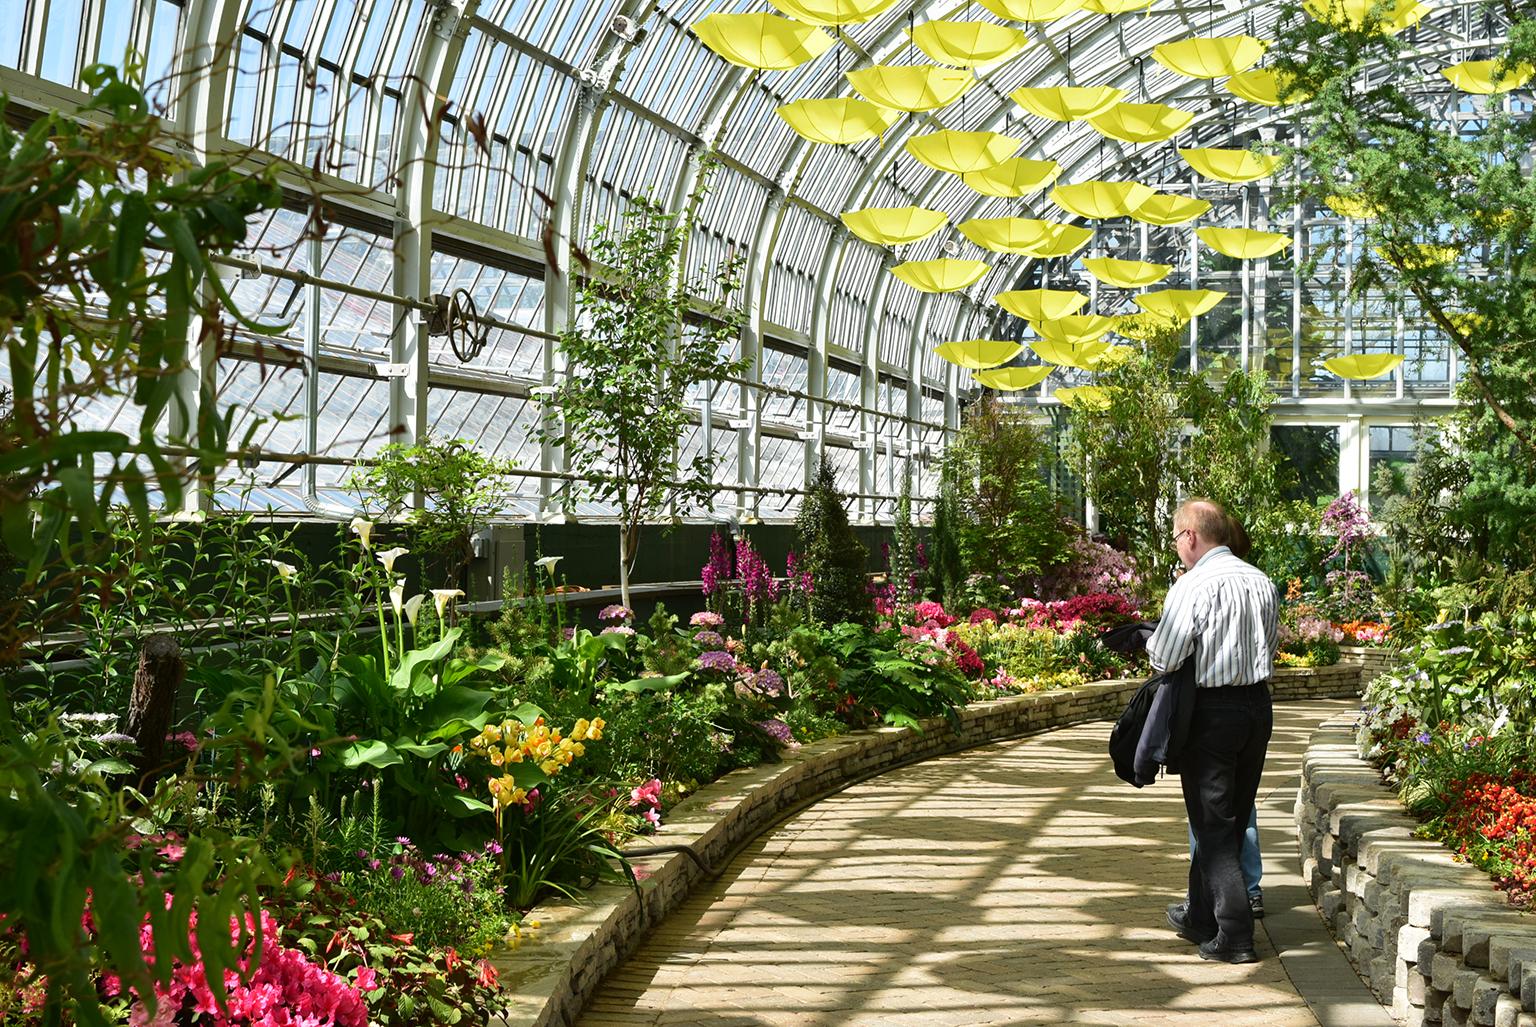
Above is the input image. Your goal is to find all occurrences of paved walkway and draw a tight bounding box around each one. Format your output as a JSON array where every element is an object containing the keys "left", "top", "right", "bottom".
[{"left": 581, "top": 698, "right": 1392, "bottom": 1027}]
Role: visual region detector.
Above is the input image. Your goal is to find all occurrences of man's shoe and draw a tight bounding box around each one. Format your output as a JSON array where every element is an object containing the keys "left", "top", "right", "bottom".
[
  {"left": 1166, "top": 903, "right": 1215, "bottom": 945},
  {"left": 1249, "top": 891, "right": 1265, "bottom": 920},
  {"left": 1199, "top": 938, "right": 1260, "bottom": 964}
]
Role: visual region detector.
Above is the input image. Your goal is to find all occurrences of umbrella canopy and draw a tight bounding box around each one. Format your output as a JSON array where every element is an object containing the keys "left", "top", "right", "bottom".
[
  {"left": 1324, "top": 193, "right": 1379, "bottom": 220},
  {"left": 1376, "top": 243, "right": 1459, "bottom": 270},
  {"left": 958, "top": 217, "right": 1070, "bottom": 255},
  {"left": 975, "top": 365, "right": 1054, "bottom": 390},
  {"left": 1442, "top": 59, "right": 1535, "bottom": 94},
  {"left": 935, "top": 339, "right": 1024, "bottom": 370},
  {"left": 1054, "top": 385, "right": 1114, "bottom": 411},
  {"left": 1179, "top": 147, "right": 1286, "bottom": 183},
  {"left": 906, "top": 130, "right": 1021, "bottom": 173},
  {"left": 1134, "top": 289, "right": 1227, "bottom": 322},
  {"left": 691, "top": 13, "right": 834, "bottom": 70},
  {"left": 847, "top": 65, "right": 974, "bottom": 111},
  {"left": 1303, "top": 0, "right": 1428, "bottom": 34},
  {"left": 776, "top": 98, "right": 901, "bottom": 144},
  {"left": 1033, "top": 314, "right": 1120, "bottom": 345},
  {"left": 1225, "top": 68, "right": 1311, "bottom": 106},
  {"left": 889, "top": 258, "right": 991, "bottom": 292},
  {"left": 1029, "top": 338, "right": 1112, "bottom": 369},
  {"left": 909, "top": 21, "right": 1030, "bottom": 68},
  {"left": 1196, "top": 226, "right": 1291, "bottom": 259},
  {"left": 1151, "top": 36, "right": 1268, "bottom": 78},
  {"left": 1130, "top": 191, "right": 1211, "bottom": 226},
  {"left": 961, "top": 157, "right": 1061, "bottom": 197},
  {"left": 1082, "top": 257, "right": 1172, "bottom": 288},
  {"left": 1323, "top": 354, "right": 1405, "bottom": 379},
  {"left": 976, "top": 0, "right": 1086, "bottom": 21},
  {"left": 768, "top": 0, "right": 902, "bottom": 25},
  {"left": 1051, "top": 181, "right": 1156, "bottom": 219},
  {"left": 840, "top": 206, "right": 949, "bottom": 246},
  {"left": 1025, "top": 223, "right": 1095, "bottom": 257},
  {"left": 1089, "top": 102, "right": 1194, "bottom": 143},
  {"left": 1011, "top": 85, "right": 1125, "bottom": 121},
  {"left": 994, "top": 288, "right": 1090, "bottom": 321}
]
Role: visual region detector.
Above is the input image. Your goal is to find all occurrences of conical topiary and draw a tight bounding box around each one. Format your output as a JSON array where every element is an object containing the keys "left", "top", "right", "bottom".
[{"left": 795, "top": 457, "right": 871, "bottom": 625}]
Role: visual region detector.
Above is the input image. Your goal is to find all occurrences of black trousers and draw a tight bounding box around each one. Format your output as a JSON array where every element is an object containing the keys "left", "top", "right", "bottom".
[{"left": 1179, "top": 681, "right": 1273, "bottom": 950}]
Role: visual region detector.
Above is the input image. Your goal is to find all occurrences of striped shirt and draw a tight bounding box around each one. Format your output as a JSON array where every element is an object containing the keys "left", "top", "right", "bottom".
[{"left": 1147, "top": 546, "right": 1279, "bottom": 688}]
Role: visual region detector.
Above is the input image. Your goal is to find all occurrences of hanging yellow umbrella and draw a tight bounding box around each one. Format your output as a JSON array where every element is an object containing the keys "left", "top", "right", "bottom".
[
  {"left": 958, "top": 217, "right": 1051, "bottom": 254},
  {"left": 768, "top": 0, "right": 902, "bottom": 25},
  {"left": 975, "top": 365, "right": 1054, "bottom": 390},
  {"left": 1225, "top": 68, "right": 1311, "bottom": 106},
  {"left": 1179, "top": 147, "right": 1286, "bottom": 183},
  {"left": 1324, "top": 193, "right": 1379, "bottom": 220},
  {"left": 961, "top": 157, "right": 1061, "bottom": 197},
  {"left": 1134, "top": 288, "right": 1226, "bottom": 321},
  {"left": 1131, "top": 192, "right": 1211, "bottom": 226},
  {"left": 776, "top": 98, "right": 901, "bottom": 144},
  {"left": 1323, "top": 354, "right": 1404, "bottom": 379},
  {"left": 1082, "top": 257, "right": 1172, "bottom": 288},
  {"left": 1113, "top": 311, "right": 1183, "bottom": 340},
  {"left": 1025, "top": 223, "right": 1095, "bottom": 257},
  {"left": 906, "top": 130, "right": 1021, "bottom": 174},
  {"left": 1055, "top": 385, "right": 1114, "bottom": 411},
  {"left": 1030, "top": 338, "right": 1112, "bottom": 369},
  {"left": 976, "top": 0, "right": 1086, "bottom": 21},
  {"left": 840, "top": 206, "right": 949, "bottom": 246},
  {"left": 1034, "top": 314, "right": 1120, "bottom": 345},
  {"left": 1081, "top": 345, "right": 1136, "bottom": 370},
  {"left": 690, "top": 13, "right": 834, "bottom": 70},
  {"left": 1051, "top": 181, "right": 1156, "bottom": 219},
  {"left": 1011, "top": 85, "right": 1125, "bottom": 121},
  {"left": 1197, "top": 227, "right": 1291, "bottom": 259},
  {"left": 1089, "top": 102, "right": 1194, "bottom": 143},
  {"left": 1377, "top": 243, "right": 1458, "bottom": 270},
  {"left": 846, "top": 66, "right": 974, "bottom": 111},
  {"left": 1152, "top": 36, "right": 1268, "bottom": 78},
  {"left": 1083, "top": 0, "right": 1152, "bottom": 12},
  {"left": 994, "top": 288, "right": 1089, "bottom": 321},
  {"left": 889, "top": 258, "right": 991, "bottom": 292},
  {"left": 935, "top": 339, "right": 1024, "bottom": 370},
  {"left": 1442, "top": 59, "right": 1536, "bottom": 94},
  {"left": 909, "top": 21, "right": 1030, "bottom": 68},
  {"left": 1302, "top": 0, "right": 1428, "bottom": 33}
]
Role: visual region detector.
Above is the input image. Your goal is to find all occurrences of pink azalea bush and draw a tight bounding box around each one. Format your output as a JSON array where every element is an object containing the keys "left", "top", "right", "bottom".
[{"left": 1037, "top": 535, "right": 1142, "bottom": 602}]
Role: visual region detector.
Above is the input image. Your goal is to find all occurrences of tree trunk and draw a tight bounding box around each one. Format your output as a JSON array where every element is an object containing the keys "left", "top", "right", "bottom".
[
  {"left": 618, "top": 523, "right": 631, "bottom": 611},
  {"left": 126, "top": 633, "right": 185, "bottom": 786}
]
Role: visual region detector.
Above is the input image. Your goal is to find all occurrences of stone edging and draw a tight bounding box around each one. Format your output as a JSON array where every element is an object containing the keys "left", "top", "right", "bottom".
[
  {"left": 1294, "top": 714, "right": 1535, "bottom": 1027},
  {"left": 491, "top": 664, "right": 1364, "bottom": 1026},
  {"left": 1338, "top": 645, "right": 1406, "bottom": 683}
]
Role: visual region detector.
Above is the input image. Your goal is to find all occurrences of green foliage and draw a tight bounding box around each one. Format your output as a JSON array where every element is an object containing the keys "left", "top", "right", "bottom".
[
  {"left": 825, "top": 623, "right": 971, "bottom": 730},
  {"left": 349, "top": 433, "right": 513, "bottom": 589},
  {"left": 890, "top": 469, "right": 918, "bottom": 610},
  {"left": 928, "top": 468, "right": 964, "bottom": 608},
  {"left": 942, "top": 396, "right": 1071, "bottom": 593},
  {"left": 546, "top": 170, "right": 748, "bottom": 605},
  {"left": 499, "top": 789, "right": 634, "bottom": 910},
  {"left": 795, "top": 458, "right": 871, "bottom": 626},
  {"left": 1179, "top": 369, "right": 1287, "bottom": 564}
]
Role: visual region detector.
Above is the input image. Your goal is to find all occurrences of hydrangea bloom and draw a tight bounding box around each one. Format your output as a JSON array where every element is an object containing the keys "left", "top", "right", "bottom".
[
  {"left": 756, "top": 719, "right": 796, "bottom": 746},
  {"left": 599, "top": 604, "right": 633, "bottom": 623},
  {"left": 751, "top": 668, "right": 786, "bottom": 697},
  {"left": 690, "top": 611, "right": 725, "bottom": 628},
  {"left": 697, "top": 650, "right": 738, "bottom": 673},
  {"left": 693, "top": 630, "right": 725, "bottom": 650},
  {"left": 601, "top": 624, "right": 635, "bottom": 636}
]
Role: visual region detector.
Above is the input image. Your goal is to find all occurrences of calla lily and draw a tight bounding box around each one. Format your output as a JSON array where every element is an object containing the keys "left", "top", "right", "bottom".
[
  {"left": 403, "top": 594, "right": 426, "bottom": 627},
  {"left": 431, "top": 589, "right": 466, "bottom": 619},
  {"left": 534, "top": 556, "right": 562, "bottom": 575},
  {"left": 377, "top": 547, "right": 409, "bottom": 574},
  {"left": 390, "top": 578, "right": 406, "bottom": 615},
  {"left": 350, "top": 517, "right": 375, "bottom": 551},
  {"left": 263, "top": 559, "right": 298, "bottom": 582}
]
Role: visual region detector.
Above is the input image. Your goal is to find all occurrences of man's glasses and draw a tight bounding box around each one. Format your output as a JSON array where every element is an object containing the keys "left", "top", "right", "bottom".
[{"left": 1173, "top": 528, "right": 1190, "bottom": 545}]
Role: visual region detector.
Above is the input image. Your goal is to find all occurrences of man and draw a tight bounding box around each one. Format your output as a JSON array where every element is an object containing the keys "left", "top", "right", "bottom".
[{"left": 1148, "top": 499, "right": 1279, "bottom": 964}]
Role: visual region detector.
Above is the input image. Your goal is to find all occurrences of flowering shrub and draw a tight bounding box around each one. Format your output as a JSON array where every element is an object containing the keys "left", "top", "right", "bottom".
[
  {"left": 340, "top": 839, "right": 510, "bottom": 955},
  {"left": 689, "top": 610, "right": 724, "bottom": 629},
  {"left": 1428, "top": 769, "right": 1536, "bottom": 908},
  {"left": 968, "top": 608, "right": 998, "bottom": 625},
  {"left": 1037, "top": 535, "right": 1142, "bottom": 602},
  {"left": 467, "top": 715, "right": 603, "bottom": 816},
  {"left": 944, "top": 630, "right": 985, "bottom": 679},
  {"left": 599, "top": 604, "right": 633, "bottom": 624},
  {"left": 1339, "top": 620, "right": 1391, "bottom": 645},
  {"left": 912, "top": 600, "right": 955, "bottom": 627},
  {"left": 629, "top": 777, "right": 663, "bottom": 829},
  {"left": 1010, "top": 593, "right": 1139, "bottom": 633},
  {"left": 756, "top": 719, "right": 796, "bottom": 747}
]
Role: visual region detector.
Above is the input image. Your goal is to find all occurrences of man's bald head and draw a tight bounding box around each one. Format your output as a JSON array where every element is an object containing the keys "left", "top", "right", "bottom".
[{"left": 1175, "top": 499, "right": 1233, "bottom": 548}]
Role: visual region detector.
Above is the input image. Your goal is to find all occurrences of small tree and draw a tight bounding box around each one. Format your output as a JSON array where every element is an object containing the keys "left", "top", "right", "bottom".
[
  {"left": 796, "top": 457, "right": 871, "bottom": 625},
  {"left": 890, "top": 467, "right": 918, "bottom": 613},
  {"left": 546, "top": 174, "right": 747, "bottom": 608}
]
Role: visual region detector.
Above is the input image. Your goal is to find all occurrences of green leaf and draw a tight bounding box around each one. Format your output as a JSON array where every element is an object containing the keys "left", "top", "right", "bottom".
[
  {"left": 604, "top": 672, "right": 689, "bottom": 694},
  {"left": 390, "top": 629, "right": 460, "bottom": 696},
  {"left": 340, "top": 739, "right": 404, "bottom": 769}
]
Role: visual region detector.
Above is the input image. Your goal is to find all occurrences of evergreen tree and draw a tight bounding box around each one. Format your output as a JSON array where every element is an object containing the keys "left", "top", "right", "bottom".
[
  {"left": 891, "top": 467, "right": 917, "bottom": 613},
  {"left": 795, "top": 457, "right": 871, "bottom": 625}
]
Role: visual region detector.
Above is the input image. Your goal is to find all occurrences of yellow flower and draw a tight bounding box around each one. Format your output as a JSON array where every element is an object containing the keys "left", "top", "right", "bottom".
[
  {"left": 540, "top": 759, "right": 559, "bottom": 775},
  {"left": 571, "top": 742, "right": 585, "bottom": 757},
  {"left": 571, "top": 718, "right": 591, "bottom": 742},
  {"left": 508, "top": 748, "right": 523, "bottom": 763},
  {"left": 483, "top": 725, "right": 502, "bottom": 743},
  {"left": 489, "top": 749, "right": 505, "bottom": 766},
  {"left": 587, "top": 718, "right": 605, "bottom": 741}
]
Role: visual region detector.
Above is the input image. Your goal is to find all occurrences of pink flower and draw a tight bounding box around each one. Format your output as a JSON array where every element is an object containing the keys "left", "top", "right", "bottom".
[{"left": 643, "top": 808, "right": 661, "bottom": 827}]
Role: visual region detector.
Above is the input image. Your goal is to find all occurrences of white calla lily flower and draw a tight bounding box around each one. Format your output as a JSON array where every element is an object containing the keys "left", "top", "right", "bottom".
[
  {"left": 534, "top": 555, "right": 562, "bottom": 575},
  {"left": 350, "top": 517, "right": 375, "bottom": 550},
  {"left": 403, "top": 594, "right": 426, "bottom": 627},
  {"left": 431, "top": 588, "right": 466, "bottom": 619},
  {"left": 390, "top": 577, "right": 406, "bottom": 615},
  {"left": 263, "top": 559, "right": 299, "bottom": 582},
  {"left": 377, "top": 547, "right": 409, "bottom": 574}
]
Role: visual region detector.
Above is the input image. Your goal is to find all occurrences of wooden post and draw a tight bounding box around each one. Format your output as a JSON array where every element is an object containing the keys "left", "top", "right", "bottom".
[{"left": 127, "top": 633, "right": 185, "bottom": 783}]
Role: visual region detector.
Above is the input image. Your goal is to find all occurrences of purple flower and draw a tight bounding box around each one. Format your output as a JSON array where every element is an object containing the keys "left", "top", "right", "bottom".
[
  {"left": 756, "top": 719, "right": 795, "bottom": 745},
  {"left": 752, "top": 669, "right": 786, "bottom": 697},
  {"left": 697, "top": 650, "right": 738, "bottom": 673},
  {"left": 1415, "top": 732, "right": 1432, "bottom": 744},
  {"left": 599, "top": 604, "right": 633, "bottom": 623},
  {"left": 693, "top": 630, "right": 725, "bottom": 649},
  {"left": 390, "top": 865, "right": 405, "bottom": 880},
  {"left": 1439, "top": 645, "right": 1473, "bottom": 656},
  {"left": 701, "top": 531, "right": 735, "bottom": 597},
  {"left": 690, "top": 611, "right": 724, "bottom": 628},
  {"left": 602, "top": 624, "right": 636, "bottom": 636}
]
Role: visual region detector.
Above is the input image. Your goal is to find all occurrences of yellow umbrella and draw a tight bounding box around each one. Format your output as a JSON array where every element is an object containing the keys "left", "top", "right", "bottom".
[
  {"left": 994, "top": 288, "right": 1090, "bottom": 321},
  {"left": 935, "top": 339, "right": 1024, "bottom": 370},
  {"left": 906, "top": 130, "right": 1020, "bottom": 173},
  {"left": 909, "top": 21, "right": 1030, "bottom": 68},
  {"left": 840, "top": 206, "right": 949, "bottom": 246},
  {"left": 1025, "top": 223, "right": 1095, "bottom": 258},
  {"left": 1034, "top": 314, "right": 1120, "bottom": 345},
  {"left": 1377, "top": 243, "right": 1458, "bottom": 270},
  {"left": 1324, "top": 193, "right": 1379, "bottom": 220},
  {"left": 975, "top": 365, "right": 1055, "bottom": 391},
  {"left": 1089, "top": 102, "right": 1194, "bottom": 143},
  {"left": 1030, "top": 338, "right": 1112, "bottom": 369},
  {"left": 1442, "top": 59, "right": 1536, "bottom": 94},
  {"left": 961, "top": 157, "right": 1060, "bottom": 197},
  {"left": 847, "top": 65, "right": 974, "bottom": 112},
  {"left": 1082, "top": 257, "right": 1172, "bottom": 288},
  {"left": 1179, "top": 147, "right": 1286, "bottom": 183},
  {"left": 768, "top": 0, "right": 902, "bottom": 25},
  {"left": 1302, "top": 0, "right": 1428, "bottom": 33},
  {"left": 1011, "top": 85, "right": 1125, "bottom": 121},
  {"left": 1197, "top": 227, "right": 1291, "bottom": 259},
  {"left": 1082, "top": 344, "right": 1136, "bottom": 370},
  {"left": 776, "top": 98, "right": 901, "bottom": 144},
  {"left": 1225, "top": 68, "right": 1311, "bottom": 106},
  {"left": 690, "top": 13, "right": 834, "bottom": 70},
  {"left": 958, "top": 217, "right": 1051, "bottom": 255},
  {"left": 889, "top": 258, "right": 991, "bottom": 292},
  {"left": 1131, "top": 192, "right": 1211, "bottom": 226},
  {"left": 1083, "top": 0, "right": 1152, "bottom": 11},
  {"left": 1055, "top": 385, "right": 1114, "bottom": 411},
  {"left": 1113, "top": 311, "right": 1183, "bottom": 340},
  {"left": 1152, "top": 36, "right": 1268, "bottom": 78},
  {"left": 1051, "top": 181, "right": 1155, "bottom": 219},
  {"left": 1322, "top": 354, "right": 1404, "bottom": 379},
  {"left": 1134, "top": 288, "right": 1226, "bottom": 321},
  {"left": 976, "top": 0, "right": 1086, "bottom": 21}
]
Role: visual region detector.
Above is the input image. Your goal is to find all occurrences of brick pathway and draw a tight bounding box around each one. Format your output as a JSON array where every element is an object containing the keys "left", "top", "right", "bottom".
[{"left": 581, "top": 699, "right": 1363, "bottom": 1027}]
